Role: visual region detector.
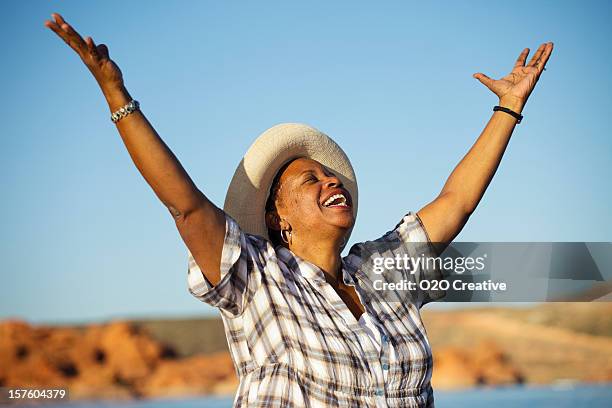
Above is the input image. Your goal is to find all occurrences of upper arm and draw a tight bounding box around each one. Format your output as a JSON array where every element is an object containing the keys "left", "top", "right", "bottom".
[
  {"left": 184, "top": 207, "right": 267, "bottom": 317},
  {"left": 417, "top": 192, "right": 471, "bottom": 245},
  {"left": 174, "top": 193, "right": 227, "bottom": 286}
]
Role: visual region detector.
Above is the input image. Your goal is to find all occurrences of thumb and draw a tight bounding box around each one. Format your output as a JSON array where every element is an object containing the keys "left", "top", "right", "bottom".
[
  {"left": 96, "top": 44, "right": 110, "bottom": 60},
  {"left": 473, "top": 73, "right": 495, "bottom": 90}
]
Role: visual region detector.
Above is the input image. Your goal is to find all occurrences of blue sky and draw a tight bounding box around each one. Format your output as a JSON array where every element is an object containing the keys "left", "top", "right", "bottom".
[{"left": 1, "top": 1, "right": 610, "bottom": 324}]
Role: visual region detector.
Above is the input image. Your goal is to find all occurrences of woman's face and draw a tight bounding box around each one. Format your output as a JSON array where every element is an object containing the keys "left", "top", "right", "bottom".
[{"left": 268, "top": 158, "right": 354, "bottom": 242}]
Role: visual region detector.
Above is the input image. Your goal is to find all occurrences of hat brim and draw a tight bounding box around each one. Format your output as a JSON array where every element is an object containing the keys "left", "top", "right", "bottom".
[{"left": 223, "top": 123, "right": 358, "bottom": 245}]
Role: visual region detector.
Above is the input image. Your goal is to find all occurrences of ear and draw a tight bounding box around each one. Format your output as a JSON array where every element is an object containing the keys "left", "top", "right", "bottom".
[{"left": 265, "top": 211, "right": 281, "bottom": 231}]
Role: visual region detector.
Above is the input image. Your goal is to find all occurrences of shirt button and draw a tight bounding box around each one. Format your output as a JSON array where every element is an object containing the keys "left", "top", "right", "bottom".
[
  {"left": 382, "top": 335, "right": 389, "bottom": 343},
  {"left": 382, "top": 363, "right": 390, "bottom": 370}
]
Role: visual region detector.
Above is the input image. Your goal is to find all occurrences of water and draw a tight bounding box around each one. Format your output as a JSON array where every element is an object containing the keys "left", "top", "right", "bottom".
[
  {"left": 12, "top": 385, "right": 612, "bottom": 408},
  {"left": 435, "top": 384, "right": 612, "bottom": 407}
]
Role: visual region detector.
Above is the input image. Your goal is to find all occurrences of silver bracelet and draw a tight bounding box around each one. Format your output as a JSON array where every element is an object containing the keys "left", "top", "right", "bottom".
[{"left": 111, "top": 100, "right": 140, "bottom": 123}]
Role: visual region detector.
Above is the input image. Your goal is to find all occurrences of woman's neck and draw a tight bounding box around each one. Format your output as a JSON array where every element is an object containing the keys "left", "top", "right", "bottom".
[{"left": 291, "top": 239, "right": 343, "bottom": 284}]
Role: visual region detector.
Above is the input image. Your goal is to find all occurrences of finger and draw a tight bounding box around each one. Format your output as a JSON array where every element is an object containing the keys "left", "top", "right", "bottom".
[
  {"left": 52, "top": 13, "right": 78, "bottom": 43},
  {"left": 97, "top": 44, "right": 110, "bottom": 59},
  {"left": 45, "top": 19, "right": 83, "bottom": 54},
  {"left": 527, "top": 43, "right": 546, "bottom": 67},
  {"left": 535, "top": 42, "right": 554, "bottom": 73},
  {"left": 85, "top": 36, "right": 101, "bottom": 60},
  {"left": 52, "top": 12, "right": 67, "bottom": 26},
  {"left": 513, "top": 48, "right": 530, "bottom": 69},
  {"left": 45, "top": 18, "right": 69, "bottom": 39},
  {"left": 45, "top": 19, "right": 64, "bottom": 37},
  {"left": 473, "top": 73, "right": 495, "bottom": 90},
  {"left": 52, "top": 14, "right": 88, "bottom": 55},
  {"left": 61, "top": 23, "right": 87, "bottom": 50},
  {"left": 96, "top": 44, "right": 110, "bottom": 60}
]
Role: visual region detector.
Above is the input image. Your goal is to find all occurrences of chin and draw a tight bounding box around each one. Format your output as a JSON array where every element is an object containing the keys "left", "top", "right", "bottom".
[
  {"left": 310, "top": 207, "right": 355, "bottom": 231},
  {"left": 329, "top": 215, "right": 355, "bottom": 230}
]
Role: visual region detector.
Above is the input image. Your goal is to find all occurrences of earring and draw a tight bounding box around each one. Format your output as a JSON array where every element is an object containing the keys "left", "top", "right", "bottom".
[{"left": 281, "top": 229, "right": 292, "bottom": 245}]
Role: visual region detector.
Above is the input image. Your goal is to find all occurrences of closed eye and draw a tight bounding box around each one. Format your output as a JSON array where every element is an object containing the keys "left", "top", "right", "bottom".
[
  {"left": 324, "top": 170, "right": 336, "bottom": 178},
  {"left": 301, "top": 172, "right": 318, "bottom": 184}
]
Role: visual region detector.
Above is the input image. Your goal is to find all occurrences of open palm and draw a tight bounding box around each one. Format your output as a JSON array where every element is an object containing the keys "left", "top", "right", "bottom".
[{"left": 474, "top": 43, "right": 553, "bottom": 106}]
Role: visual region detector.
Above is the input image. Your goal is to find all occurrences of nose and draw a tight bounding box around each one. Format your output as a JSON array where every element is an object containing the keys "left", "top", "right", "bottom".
[{"left": 324, "top": 175, "right": 343, "bottom": 189}]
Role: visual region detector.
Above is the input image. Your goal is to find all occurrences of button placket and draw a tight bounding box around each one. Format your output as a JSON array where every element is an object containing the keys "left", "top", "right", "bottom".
[
  {"left": 317, "top": 264, "right": 388, "bottom": 404},
  {"left": 380, "top": 331, "right": 391, "bottom": 381},
  {"left": 352, "top": 287, "right": 388, "bottom": 401},
  {"left": 315, "top": 278, "right": 386, "bottom": 391},
  {"left": 356, "top": 284, "right": 395, "bottom": 385}
]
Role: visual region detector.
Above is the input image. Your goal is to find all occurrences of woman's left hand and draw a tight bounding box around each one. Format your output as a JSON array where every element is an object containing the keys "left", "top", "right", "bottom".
[{"left": 473, "top": 42, "right": 553, "bottom": 111}]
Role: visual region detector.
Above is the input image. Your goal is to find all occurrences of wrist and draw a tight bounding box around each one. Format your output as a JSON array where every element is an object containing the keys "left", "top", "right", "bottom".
[
  {"left": 498, "top": 95, "right": 525, "bottom": 114},
  {"left": 102, "top": 85, "right": 132, "bottom": 112}
]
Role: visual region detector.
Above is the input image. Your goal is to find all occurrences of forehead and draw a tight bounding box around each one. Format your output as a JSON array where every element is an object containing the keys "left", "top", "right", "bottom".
[{"left": 279, "top": 158, "right": 327, "bottom": 182}]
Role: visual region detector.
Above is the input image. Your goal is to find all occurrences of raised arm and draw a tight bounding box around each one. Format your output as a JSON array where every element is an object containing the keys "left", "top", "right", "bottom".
[
  {"left": 418, "top": 42, "right": 554, "bottom": 244},
  {"left": 45, "top": 13, "right": 226, "bottom": 284}
]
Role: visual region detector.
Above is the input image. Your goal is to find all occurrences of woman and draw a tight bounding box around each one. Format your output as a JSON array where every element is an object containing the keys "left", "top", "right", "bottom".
[{"left": 45, "top": 13, "right": 552, "bottom": 407}]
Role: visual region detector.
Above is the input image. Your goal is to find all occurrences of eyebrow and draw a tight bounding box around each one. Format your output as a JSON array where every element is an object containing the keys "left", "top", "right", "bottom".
[
  {"left": 299, "top": 169, "right": 317, "bottom": 177},
  {"left": 297, "top": 168, "right": 335, "bottom": 180}
]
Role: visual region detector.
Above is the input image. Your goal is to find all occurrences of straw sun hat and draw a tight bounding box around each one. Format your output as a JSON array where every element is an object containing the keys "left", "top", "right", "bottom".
[{"left": 223, "top": 123, "right": 358, "bottom": 242}]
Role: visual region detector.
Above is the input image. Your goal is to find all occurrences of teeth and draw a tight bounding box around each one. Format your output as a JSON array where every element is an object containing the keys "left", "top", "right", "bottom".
[{"left": 323, "top": 194, "right": 348, "bottom": 207}]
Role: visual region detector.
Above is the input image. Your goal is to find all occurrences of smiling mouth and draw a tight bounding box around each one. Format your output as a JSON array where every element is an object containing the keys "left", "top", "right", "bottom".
[{"left": 322, "top": 193, "right": 350, "bottom": 208}]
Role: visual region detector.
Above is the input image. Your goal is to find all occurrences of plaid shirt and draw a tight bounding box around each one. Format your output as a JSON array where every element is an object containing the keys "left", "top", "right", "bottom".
[{"left": 187, "top": 211, "right": 444, "bottom": 407}]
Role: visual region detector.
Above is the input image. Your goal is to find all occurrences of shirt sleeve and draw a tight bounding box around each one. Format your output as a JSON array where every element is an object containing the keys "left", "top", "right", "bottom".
[
  {"left": 186, "top": 212, "right": 263, "bottom": 318},
  {"left": 393, "top": 211, "right": 446, "bottom": 307},
  {"left": 346, "top": 211, "right": 445, "bottom": 309}
]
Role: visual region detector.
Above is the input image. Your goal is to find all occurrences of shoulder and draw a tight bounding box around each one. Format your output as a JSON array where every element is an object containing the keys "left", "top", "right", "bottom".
[{"left": 342, "top": 211, "right": 441, "bottom": 275}]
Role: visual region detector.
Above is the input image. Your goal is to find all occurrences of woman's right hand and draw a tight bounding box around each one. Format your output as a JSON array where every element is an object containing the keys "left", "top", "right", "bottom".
[
  {"left": 45, "top": 13, "right": 124, "bottom": 97},
  {"left": 45, "top": 13, "right": 228, "bottom": 288}
]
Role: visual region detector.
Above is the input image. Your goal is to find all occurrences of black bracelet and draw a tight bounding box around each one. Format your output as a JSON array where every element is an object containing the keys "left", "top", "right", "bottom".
[{"left": 493, "top": 105, "right": 523, "bottom": 123}]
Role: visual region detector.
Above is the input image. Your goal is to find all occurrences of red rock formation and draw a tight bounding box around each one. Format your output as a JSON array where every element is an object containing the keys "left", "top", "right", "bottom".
[
  {"left": 0, "top": 319, "right": 244, "bottom": 401},
  {"left": 432, "top": 339, "right": 523, "bottom": 389},
  {"left": 0, "top": 320, "right": 68, "bottom": 388},
  {"left": 0, "top": 319, "right": 174, "bottom": 400},
  {"left": 138, "top": 352, "right": 238, "bottom": 398}
]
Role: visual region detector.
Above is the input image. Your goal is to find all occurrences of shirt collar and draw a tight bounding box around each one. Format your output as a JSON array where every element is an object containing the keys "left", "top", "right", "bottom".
[{"left": 276, "top": 246, "right": 356, "bottom": 286}]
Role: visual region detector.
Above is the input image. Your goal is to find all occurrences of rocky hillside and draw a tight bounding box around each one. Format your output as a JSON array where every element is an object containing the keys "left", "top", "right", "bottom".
[
  {"left": 423, "top": 303, "right": 612, "bottom": 386},
  {"left": 0, "top": 320, "right": 237, "bottom": 401}
]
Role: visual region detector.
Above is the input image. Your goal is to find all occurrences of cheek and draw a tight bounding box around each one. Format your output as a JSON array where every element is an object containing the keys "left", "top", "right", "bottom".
[
  {"left": 289, "top": 193, "right": 300, "bottom": 208},
  {"left": 284, "top": 189, "right": 320, "bottom": 216}
]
